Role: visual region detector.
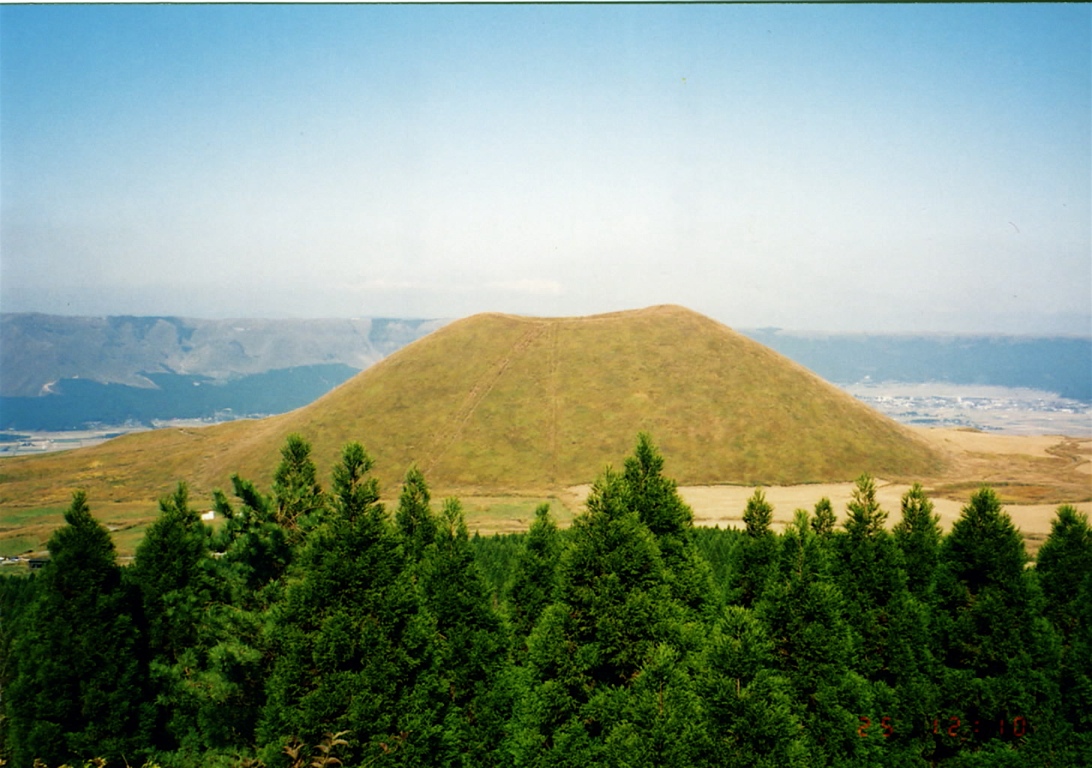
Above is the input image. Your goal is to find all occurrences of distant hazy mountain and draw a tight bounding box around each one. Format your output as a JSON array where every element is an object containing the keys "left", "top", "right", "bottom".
[
  {"left": 1, "top": 314, "right": 446, "bottom": 397},
  {"left": 0, "top": 314, "right": 446, "bottom": 430},
  {"left": 741, "top": 329, "right": 1091, "bottom": 403}
]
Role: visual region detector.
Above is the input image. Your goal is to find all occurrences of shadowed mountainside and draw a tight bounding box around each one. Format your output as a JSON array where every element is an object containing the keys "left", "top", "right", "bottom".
[{"left": 0, "top": 305, "right": 946, "bottom": 511}]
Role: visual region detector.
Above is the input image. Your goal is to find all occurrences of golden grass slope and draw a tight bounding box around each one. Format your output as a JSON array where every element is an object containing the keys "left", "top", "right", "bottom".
[{"left": 0, "top": 305, "right": 945, "bottom": 513}]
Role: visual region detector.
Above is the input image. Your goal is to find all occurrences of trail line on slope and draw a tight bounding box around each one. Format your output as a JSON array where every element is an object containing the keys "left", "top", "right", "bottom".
[
  {"left": 549, "top": 321, "right": 560, "bottom": 485},
  {"left": 423, "top": 322, "right": 549, "bottom": 476}
]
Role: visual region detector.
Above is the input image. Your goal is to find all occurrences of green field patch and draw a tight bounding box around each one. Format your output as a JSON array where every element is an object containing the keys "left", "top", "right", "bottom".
[
  {"left": 456, "top": 496, "right": 574, "bottom": 535},
  {"left": 0, "top": 536, "right": 42, "bottom": 558},
  {"left": 0, "top": 500, "right": 160, "bottom": 558},
  {"left": 0, "top": 505, "right": 67, "bottom": 528}
]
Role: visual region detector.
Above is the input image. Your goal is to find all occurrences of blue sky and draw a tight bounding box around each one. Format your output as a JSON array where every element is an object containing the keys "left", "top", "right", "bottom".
[{"left": 2, "top": 4, "right": 1089, "bottom": 333}]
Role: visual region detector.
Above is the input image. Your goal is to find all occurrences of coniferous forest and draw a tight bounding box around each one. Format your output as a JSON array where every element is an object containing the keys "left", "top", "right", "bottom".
[{"left": 2, "top": 434, "right": 1090, "bottom": 767}]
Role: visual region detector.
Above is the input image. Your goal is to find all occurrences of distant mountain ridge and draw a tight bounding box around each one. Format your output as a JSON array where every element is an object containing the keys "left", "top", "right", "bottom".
[
  {"left": 742, "top": 329, "right": 1092, "bottom": 403},
  {"left": 1, "top": 313, "right": 447, "bottom": 397}
]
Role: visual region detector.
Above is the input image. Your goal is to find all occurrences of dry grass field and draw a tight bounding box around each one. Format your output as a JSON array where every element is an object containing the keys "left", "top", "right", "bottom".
[
  {"left": 559, "top": 428, "right": 1091, "bottom": 557},
  {"left": 455, "top": 428, "right": 1092, "bottom": 544},
  {"left": 4, "top": 426, "right": 1084, "bottom": 560}
]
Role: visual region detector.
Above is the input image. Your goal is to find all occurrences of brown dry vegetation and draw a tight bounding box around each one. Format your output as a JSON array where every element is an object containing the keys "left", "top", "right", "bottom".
[
  {"left": 636, "top": 429, "right": 1089, "bottom": 557},
  {"left": 918, "top": 429, "right": 1092, "bottom": 505},
  {"left": 2, "top": 430, "right": 1086, "bottom": 559},
  {"left": 1, "top": 306, "right": 1087, "bottom": 557}
]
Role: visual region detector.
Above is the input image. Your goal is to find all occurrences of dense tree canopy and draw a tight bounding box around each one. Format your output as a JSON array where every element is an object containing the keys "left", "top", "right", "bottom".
[
  {"left": 1, "top": 435, "right": 1087, "bottom": 767},
  {"left": 5, "top": 491, "right": 150, "bottom": 765}
]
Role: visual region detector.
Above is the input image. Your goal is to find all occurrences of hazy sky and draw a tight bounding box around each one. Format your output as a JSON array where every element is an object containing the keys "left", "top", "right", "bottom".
[{"left": 2, "top": 4, "right": 1089, "bottom": 333}]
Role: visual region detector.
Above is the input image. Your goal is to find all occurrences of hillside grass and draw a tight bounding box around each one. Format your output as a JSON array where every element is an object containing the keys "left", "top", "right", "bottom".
[
  {"left": 2, "top": 305, "right": 948, "bottom": 546},
  {"left": 241, "top": 305, "right": 945, "bottom": 492}
]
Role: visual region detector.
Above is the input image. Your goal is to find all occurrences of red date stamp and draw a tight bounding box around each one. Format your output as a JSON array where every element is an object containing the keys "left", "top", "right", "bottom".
[
  {"left": 856, "top": 716, "right": 894, "bottom": 738},
  {"left": 858, "top": 715, "right": 1028, "bottom": 739}
]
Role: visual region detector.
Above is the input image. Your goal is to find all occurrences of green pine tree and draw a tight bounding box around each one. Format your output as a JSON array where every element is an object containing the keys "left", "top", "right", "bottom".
[
  {"left": 514, "top": 469, "right": 687, "bottom": 766},
  {"left": 810, "top": 496, "right": 836, "bottom": 538},
  {"left": 508, "top": 503, "right": 562, "bottom": 644},
  {"left": 620, "top": 433, "right": 714, "bottom": 618},
  {"left": 212, "top": 474, "right": 292, "bottom": 605},
  {"left": 1036, "top": 505, "right": 1092, "bottom": 640},
  {"left": 893, "top": 483, "right": 942, "bottom": 603},
  {"left": 697, "top": 604, "right": 808, "bottom": 767},
  {"left": 621, "top": 434, "right": 692, "bottom": 538},
  {"left": 131, "top": 482, "right": 216, "bottom": 752},
  {"left": 395, "top": 464, "right": 438, "bottom": 563},
  {"left": 259, "top": 442, "right": 441, "bottom": 767},
  {"left": 166, "top": 472, "right": 301, "bottom": 756},
  {"left": 844, "top": 473, "right": 887, "bottom": 538},
  {"left": 6, "top": 491, "right": 151, "bottom": 765},
  {"left": 756, "top": 509, "right": 879, "bottom": 767},
  {"left": 743, "top": 487, "right": 774, "bottom": 536},
  {"left": 415, "top": 497, "right": 511, "bottom": 767},
  {"left": 831, "top": 478, "right": 936, "bottom": 763},
  {"left": 726, "top": 488, "right": 779, "bottom": 607},
  {"left": 933, "top": 487, "right": 1061, "bottom": 761},
  {"left": 0, "top": 569, "right": 39, "bottom": 762},
  {"left": 1035, "top": 505, "right": 1092, "bottom": 759},
  {"left": 602, "top": 642, "right": 708, "bottom": 768},
  {"left": 1064, "top": 569, "right": 1092, "bottom": 759},
  {"left": 272, "top": 433, "right": 326, "bottom": 542}
]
